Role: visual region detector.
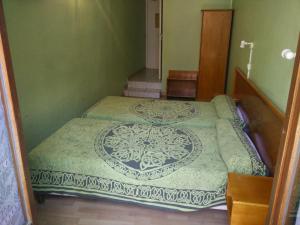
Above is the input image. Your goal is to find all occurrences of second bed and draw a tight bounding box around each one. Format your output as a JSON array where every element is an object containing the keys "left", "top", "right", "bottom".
[{"left": 83, "top": 95, "right": 244, "bottom": 128}]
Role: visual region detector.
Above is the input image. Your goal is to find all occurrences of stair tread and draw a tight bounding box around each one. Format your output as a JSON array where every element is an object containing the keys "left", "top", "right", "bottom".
[
  {"left": 123, "top": 88, "right": 160, "bottom": 99},
  {"left": 127, "top": 81, "right": 161, "bottom": 90},
  {"left": 125, "top": 87, "right": 161, "bottom": 93},
  {"left": 129, "top": 69, "right": 160, "bottom": 83},
  {"left": 128, "top": 80, "right": 161, "bottom": 84}
]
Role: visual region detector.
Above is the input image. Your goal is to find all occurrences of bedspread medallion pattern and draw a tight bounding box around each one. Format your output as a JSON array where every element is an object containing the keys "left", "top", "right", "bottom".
[
  {"left": 30, "top": 120, "right": 226, "bottom": 210},
  {"left": 131, "top": 100, "right": 198, "bottom": 124},
  {"left": 95, "top": 123, "right": 203, "bottom": 180}
]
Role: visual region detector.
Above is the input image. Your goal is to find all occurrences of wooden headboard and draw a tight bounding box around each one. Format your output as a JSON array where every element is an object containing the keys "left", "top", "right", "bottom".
[{"left": 232, "top": 68, "right": 285, "bottom": 175}]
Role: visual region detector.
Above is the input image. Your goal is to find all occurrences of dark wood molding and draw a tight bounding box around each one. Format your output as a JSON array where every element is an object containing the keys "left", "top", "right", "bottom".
[{"left": 266, "top": 33, "right": 300, "bottom": 225}]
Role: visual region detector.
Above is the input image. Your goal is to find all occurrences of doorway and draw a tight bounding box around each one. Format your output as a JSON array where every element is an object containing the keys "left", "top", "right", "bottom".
[
  {"left": 124, "top": 0, "right": 163, "bottom": 98},
  {"left": 145, "top": 0, "right": 162, "bottom": 80}
]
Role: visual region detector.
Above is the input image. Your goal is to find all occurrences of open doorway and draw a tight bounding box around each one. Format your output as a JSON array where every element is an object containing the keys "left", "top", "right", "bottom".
[
  {"left": 124, "top": 0, "right": 163, "bottom": 98},
  {"left": 146, "top": 0, "right": 162, "bottom": 80}
]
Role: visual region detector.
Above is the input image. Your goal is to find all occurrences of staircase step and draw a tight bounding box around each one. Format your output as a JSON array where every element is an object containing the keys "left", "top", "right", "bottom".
[
  {"left": 123, "top": 87, "right": 161, "bottom": 99},
  {"left": 127, "top": 81, "right": 161, "bottom": 90}
]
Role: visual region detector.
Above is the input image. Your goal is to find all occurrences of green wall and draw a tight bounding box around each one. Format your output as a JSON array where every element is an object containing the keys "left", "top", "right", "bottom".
[
  {"left": 162, "top": 0, "right": 232, "bottom": 91},
  {"left": 228, "top": 0, "right": 300, "bottom": 111},
  {"left": 3, "top": 0, "right": 145, "bottom": 151}
]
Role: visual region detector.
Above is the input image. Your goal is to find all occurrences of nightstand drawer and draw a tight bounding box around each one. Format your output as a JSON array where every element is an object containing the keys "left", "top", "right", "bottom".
[
  {"left": 226, "top": 173, "right": 273, "bottom": 225},
  {"left": 230, "top": 202, "right": 269, "bottom": 225}
]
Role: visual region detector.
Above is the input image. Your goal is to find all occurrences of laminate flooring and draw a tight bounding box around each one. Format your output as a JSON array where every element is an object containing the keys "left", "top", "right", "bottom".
[{"left": 37, "top": 196, "right": 228, "bottom": 225}]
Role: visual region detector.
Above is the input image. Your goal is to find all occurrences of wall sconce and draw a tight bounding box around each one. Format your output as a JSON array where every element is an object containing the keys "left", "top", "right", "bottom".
[
  {"left": 240, "top": 40, "right": 254, "bottom": 79},
  {"left": 281, "top": 49, "right": 296, "bottom": 60}
]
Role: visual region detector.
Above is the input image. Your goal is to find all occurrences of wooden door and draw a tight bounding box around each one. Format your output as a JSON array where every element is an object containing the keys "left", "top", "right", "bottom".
[
  {"left": 197, "top": 10, "right": 233, "bottom": 101},
  {"left": 0, "top": 2, "right": 37, "bottom": 224}
]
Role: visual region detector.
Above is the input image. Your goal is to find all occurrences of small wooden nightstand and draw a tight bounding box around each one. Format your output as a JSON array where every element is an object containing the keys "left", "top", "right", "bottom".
[
  {"left": 167, "top": 70, "right": 198, "bottom": 99},
  {"left": 226, "top": 173, "right": 273, "bottom": 225}
]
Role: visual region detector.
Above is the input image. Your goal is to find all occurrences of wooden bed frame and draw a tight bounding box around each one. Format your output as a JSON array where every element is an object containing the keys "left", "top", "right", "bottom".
[{"left": 232, "top": 68, "right": 285, "bottom": 175}]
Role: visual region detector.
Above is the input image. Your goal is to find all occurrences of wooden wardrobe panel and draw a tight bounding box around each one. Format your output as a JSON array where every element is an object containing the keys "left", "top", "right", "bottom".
[{"left": 197, "top": 10, "right": 233, "bottom": 101}]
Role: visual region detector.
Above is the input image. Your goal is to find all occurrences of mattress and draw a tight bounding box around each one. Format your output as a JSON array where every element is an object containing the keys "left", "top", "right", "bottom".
[
  {"left": 83, "top": 95, "right": 243, "bottom": 128},
  {"left": 29, "top": 118, "right": 265, "bottom": 211}
]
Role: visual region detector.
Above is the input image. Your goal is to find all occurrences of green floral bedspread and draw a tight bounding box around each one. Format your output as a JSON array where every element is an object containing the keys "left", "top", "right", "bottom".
[
  {"left": 83, "top": 96, "right": 218, "bottom": 127},
  {"left": 29, "top": 118, "right": 265, "bottom": 211}
]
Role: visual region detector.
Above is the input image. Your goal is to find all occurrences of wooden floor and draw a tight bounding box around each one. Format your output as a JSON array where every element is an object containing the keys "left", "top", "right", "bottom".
[{"left": 37, "top": 196, "right": 229, "bottom": 225}]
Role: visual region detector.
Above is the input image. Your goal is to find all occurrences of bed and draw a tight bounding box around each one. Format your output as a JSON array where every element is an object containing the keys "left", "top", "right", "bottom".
[
  {"left": 29, "top": 118, "right": 265, "bottom": 211},
  {"left": 28, "top": 68, "right": 284, "bottom": 211},
  {"left": 83, "top": 95, "right": 244, "bottom": 128}
]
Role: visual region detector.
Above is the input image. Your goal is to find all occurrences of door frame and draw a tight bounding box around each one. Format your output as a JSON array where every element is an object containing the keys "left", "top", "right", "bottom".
[
  {"left": 158, "top": 0, "right": 163, "bottom": 80},
  {"left": 266, "top": 33, "right": 300, "bottom": 225},
  {"left": 0, "top": 1, "right": 37, "bottom": 224},
  {"left": 145, "top": 0, "right": 163, "bottom": 80}
]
